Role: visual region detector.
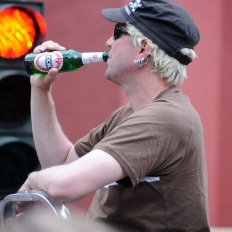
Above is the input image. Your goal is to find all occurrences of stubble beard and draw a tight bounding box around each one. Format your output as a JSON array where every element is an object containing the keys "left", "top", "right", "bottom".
[{"left": 105, "top": 66, "right": 121, "bottom": 86}]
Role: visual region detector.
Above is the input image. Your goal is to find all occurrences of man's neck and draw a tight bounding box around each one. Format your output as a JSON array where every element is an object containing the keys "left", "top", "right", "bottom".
[{"left": 123, "top": 74, "right": 171, "bottom": 111}]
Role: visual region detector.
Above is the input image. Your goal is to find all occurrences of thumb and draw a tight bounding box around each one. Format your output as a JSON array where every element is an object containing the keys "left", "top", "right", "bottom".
[
  {"left": 43, "top": 68, "right": 60, "bottom": 88},
  {"left": 48, "top": 68, "right": 59, "bottom": 81}
]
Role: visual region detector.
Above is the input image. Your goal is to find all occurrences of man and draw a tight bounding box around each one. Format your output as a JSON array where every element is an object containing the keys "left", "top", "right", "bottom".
[{"left": 19, "top": 0, "right": 210, "bottom": 231}]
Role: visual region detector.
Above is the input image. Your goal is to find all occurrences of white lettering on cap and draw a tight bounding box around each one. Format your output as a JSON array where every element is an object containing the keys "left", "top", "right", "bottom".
[
  {"left": 125, "top": 0, "right": 142, "bottom": 15},
  {"left": 129, "top": 0, "right": 142, "bottom": 12}
]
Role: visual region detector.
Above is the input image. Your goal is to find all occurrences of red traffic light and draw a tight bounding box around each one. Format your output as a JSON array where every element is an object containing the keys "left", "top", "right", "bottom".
[{"left": 0, "top": 6, "right": 47, "bottom": 60}]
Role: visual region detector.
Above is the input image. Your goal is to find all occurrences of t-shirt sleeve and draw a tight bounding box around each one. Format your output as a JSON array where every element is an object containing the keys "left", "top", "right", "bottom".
[{"left": 74, "top": 104, "right": 133, "bottom": 157}]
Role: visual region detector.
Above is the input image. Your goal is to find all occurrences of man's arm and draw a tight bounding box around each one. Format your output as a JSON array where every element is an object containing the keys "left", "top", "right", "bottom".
[
  {"left": 19, "top": 149, "right": 126, "bottom": 202},
  {"left": 30, "top": 41, "right": 78, "bottom": 168},
  {"left": 31, "top": 81, "right": 77, "bottom": 167}
]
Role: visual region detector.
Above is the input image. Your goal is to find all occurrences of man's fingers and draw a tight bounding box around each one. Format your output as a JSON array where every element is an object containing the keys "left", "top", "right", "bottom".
[{"left": 34, "top": 41, "right": 66, "bottom": 53}]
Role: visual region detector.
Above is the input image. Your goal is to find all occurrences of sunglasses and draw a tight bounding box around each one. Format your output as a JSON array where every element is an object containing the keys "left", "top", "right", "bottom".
[{"left": 114, "top": 24, "right": 129, "bottom": 40}]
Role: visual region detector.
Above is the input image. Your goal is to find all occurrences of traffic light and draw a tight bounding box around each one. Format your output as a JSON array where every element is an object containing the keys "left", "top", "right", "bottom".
[{"left": 0, "top": 1, "right": 47, "bottom": 199}]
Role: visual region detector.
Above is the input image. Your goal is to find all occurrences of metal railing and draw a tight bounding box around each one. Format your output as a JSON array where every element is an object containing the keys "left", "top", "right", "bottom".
[{"left": 0, "top": 190, "right": 70, "bottom": 226}]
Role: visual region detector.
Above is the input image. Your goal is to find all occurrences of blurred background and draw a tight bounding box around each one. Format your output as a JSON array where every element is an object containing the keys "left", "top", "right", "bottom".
[{"left": 0, "top": 0, "right": 231, "bottom": 228}]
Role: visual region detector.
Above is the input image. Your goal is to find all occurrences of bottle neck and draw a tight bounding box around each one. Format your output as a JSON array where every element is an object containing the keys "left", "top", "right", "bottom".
[{"left": 82, "top": 52, "right": 108, "bottom": 65}]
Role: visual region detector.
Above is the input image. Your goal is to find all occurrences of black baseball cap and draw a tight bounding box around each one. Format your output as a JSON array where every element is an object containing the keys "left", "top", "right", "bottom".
[{"left": 102, "top": 0, "right": 200, "bottom": 65}]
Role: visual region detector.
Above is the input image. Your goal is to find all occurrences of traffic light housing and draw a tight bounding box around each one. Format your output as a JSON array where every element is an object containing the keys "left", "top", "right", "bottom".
[
  {"left": 0, "top": 1, "right": 47, "bottom": 60},
  {"left": 0, "top": 1, "right": 47, "bottom": 199}
]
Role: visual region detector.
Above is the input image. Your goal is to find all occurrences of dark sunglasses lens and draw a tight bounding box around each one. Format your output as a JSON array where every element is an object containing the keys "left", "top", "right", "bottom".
[{"left": 114, "top": 26, "right": 121, "bottom": 40}]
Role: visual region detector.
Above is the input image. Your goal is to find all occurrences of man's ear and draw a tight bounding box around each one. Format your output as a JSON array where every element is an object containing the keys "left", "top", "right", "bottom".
[{"left": 138, "top": 40, "right": 152, "bottom": 59}]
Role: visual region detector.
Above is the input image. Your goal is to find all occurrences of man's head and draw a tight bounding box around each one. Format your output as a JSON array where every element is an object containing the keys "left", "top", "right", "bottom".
[{"left": 102, "top": 0, "right": 200, "bottom": 66}]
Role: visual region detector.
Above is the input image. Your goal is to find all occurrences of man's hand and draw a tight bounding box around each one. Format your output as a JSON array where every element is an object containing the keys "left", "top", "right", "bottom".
[
  {"left": 30, "top": 40, "right": 66, "bottom": 91},
  {"left": 15, "top": 180, "right": 33, "bottom": 216},
  {"left": 15, "top": 180, "right": 47, "bottom": 216}
]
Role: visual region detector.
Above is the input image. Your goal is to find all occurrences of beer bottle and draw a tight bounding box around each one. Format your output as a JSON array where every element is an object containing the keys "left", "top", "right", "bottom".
[{"left": 24, "top": 49, "right": 109, "bottom": 75}]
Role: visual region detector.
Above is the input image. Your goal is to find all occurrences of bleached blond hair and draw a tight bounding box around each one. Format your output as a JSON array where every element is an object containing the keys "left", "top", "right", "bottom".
[{"left": 127, "top": 24, "right": 197, "bottom": 86}]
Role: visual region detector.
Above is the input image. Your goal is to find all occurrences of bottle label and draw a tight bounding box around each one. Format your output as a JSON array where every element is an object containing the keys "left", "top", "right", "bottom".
[
  {"left": 82, "top": 52, "right": 104, "bottom": 65},
  {"left": 34, "top": 51, "right": 63, "bottom": 72}
]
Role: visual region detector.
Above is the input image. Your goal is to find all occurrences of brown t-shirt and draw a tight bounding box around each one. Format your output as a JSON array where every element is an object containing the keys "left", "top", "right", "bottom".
[{"left": 74, "top": 87, "right": 210, "bottom": 232}]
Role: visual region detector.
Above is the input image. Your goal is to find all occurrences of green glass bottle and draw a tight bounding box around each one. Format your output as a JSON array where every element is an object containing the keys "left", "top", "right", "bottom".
[{"left": 24, "top": 49, "right": 109, "bottom": 75}]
